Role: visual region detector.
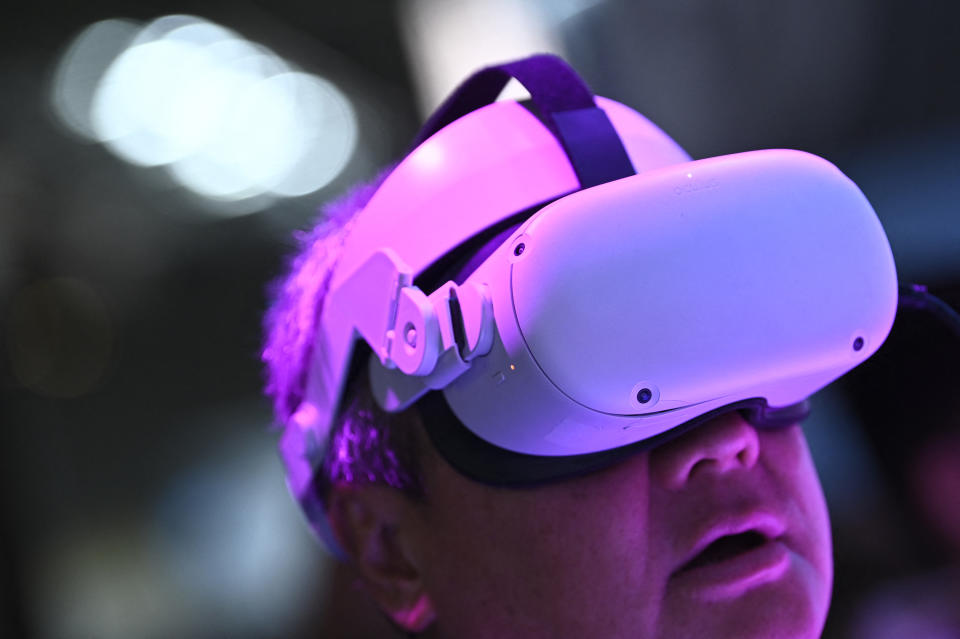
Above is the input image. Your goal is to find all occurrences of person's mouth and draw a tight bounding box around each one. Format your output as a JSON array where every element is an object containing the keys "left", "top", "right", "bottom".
[{"left": 673, "top": 512, "right": 790, "bottom": 600}]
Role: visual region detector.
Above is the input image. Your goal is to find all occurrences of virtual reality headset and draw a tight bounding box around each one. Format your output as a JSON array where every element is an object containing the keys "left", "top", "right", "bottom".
[{"left": 278, "top": 55, "right": 899, "bottom": 551}]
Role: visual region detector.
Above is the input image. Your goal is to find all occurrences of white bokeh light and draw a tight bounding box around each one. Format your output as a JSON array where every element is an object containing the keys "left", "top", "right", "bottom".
[
  {"left": 52, "top": 15, "right": 358, "bottom": 210},
  {"left": 50, "top": 19, "right": 141, "bottom": 140},
  {"left": 92, "top": 38, "right": 214, "bottom": 165},
  {"left": 270, "top": 73, "right": 358, "bottom": 197}
]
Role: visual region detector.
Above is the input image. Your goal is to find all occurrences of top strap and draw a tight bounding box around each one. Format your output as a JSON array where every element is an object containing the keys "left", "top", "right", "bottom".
[{"left": 411, "top": 54, "right": 635, "bottom": 189}]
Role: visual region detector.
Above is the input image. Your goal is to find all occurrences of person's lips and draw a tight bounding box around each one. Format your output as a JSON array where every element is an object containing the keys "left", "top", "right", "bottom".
[
  {"left": 672, "top": 511, "right": 790, "bottom": 600},
  {"left": 678, "top": 512, "right": 785, "bottom": 571}
]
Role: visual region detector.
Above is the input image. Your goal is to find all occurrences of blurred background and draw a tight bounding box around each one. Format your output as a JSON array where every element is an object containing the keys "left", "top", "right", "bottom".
[{"left": 2, "top": 1, "right": 959, "bottom": 637}]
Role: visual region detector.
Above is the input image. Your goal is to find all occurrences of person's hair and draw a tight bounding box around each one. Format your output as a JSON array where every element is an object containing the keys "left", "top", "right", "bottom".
[{"left": 261, "top": 170, "right": 426, "bottom": 504}]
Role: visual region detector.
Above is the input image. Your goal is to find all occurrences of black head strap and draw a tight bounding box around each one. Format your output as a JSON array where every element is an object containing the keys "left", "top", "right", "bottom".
[
  {"left": 898, "top": 284, "right": 960, "bottom": 338},
  {"left": 411, "top": 54, "right": 636, "bottom": 189}
]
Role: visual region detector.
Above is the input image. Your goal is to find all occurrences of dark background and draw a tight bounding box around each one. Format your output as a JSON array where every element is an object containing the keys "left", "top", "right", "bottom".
[{"left": 2, "top": 1, "right": 959, "bottom": 637}]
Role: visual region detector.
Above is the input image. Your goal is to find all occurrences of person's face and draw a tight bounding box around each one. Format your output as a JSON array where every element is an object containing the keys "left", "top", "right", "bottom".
[{"left": 406, "top": 411, "right": 833, "bottom": 639}]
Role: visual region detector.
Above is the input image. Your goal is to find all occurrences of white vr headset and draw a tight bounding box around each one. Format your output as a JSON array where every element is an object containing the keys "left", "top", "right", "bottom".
[{"left": 279, "top": 55, "right": 899, "bottom": 551}]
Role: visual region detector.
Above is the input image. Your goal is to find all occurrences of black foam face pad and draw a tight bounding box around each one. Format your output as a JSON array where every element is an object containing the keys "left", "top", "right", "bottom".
[{"left": 417, "top": 392, "right": 809, "bottom": 487}]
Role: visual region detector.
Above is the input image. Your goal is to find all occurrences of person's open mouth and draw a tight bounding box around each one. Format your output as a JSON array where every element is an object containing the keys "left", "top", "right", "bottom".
[{"left": 673, "top": 513, "right": 790, "bottom": 600}]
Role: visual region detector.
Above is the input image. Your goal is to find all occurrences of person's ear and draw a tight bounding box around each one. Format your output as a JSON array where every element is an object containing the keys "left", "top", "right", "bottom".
[{"left": 326, "top": 482, "right": 436, "bottom": 632}]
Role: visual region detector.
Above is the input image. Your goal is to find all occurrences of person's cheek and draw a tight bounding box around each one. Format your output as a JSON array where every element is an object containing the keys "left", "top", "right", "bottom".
[
  {"left": 761, "top": 426, "right": 834, "bottom": 623},
  {"left": 419, "top": 453, "right": 666, "bottom": 639},
  {"left": 547, "top": 451, "right": 670, "bottom": 637}
]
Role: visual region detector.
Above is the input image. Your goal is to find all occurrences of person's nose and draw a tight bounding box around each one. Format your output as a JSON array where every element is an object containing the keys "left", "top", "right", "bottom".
[{"left": 650, "top": 411, "right": 760, "bottom": 491}]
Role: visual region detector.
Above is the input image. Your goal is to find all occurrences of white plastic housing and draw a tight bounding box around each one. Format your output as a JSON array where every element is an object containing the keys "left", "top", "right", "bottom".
[{"left": 443, "top": 149, "right": 898, "bottom": 455}]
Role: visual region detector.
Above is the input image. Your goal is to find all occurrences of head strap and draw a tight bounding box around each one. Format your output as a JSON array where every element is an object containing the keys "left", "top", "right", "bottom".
[
  {"left": 899, "top": 284, "right": 960, "bottom": 338},
  {"left": 412, "top": 54, "right": 636, "bottom": 188}
]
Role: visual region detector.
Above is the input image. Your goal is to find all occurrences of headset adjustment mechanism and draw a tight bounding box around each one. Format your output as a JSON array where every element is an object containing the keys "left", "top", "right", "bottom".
[{"left": 331, "top": 249, "right": 495, "bottom": 411}]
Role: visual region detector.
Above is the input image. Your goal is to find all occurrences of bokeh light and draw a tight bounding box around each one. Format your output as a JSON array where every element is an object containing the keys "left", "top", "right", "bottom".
[
  {"left": 50, "top": 18, "right": 141, "bottom": 141},
  {"left": 51, "top": 15, "right": 358, "bottom": 209}
]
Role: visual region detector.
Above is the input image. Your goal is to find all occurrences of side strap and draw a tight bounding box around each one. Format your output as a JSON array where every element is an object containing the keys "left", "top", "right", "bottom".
[
  {"left": 411, "top": 54, "right": 635, "bottom": 189},
  {"left": 899, "top": 284, "right": 960, "bottom": 338}
]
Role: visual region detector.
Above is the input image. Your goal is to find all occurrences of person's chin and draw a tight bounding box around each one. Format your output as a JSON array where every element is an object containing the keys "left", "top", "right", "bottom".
[{"left": 661, "top": 552, "right": 830, "bottom": 639}]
